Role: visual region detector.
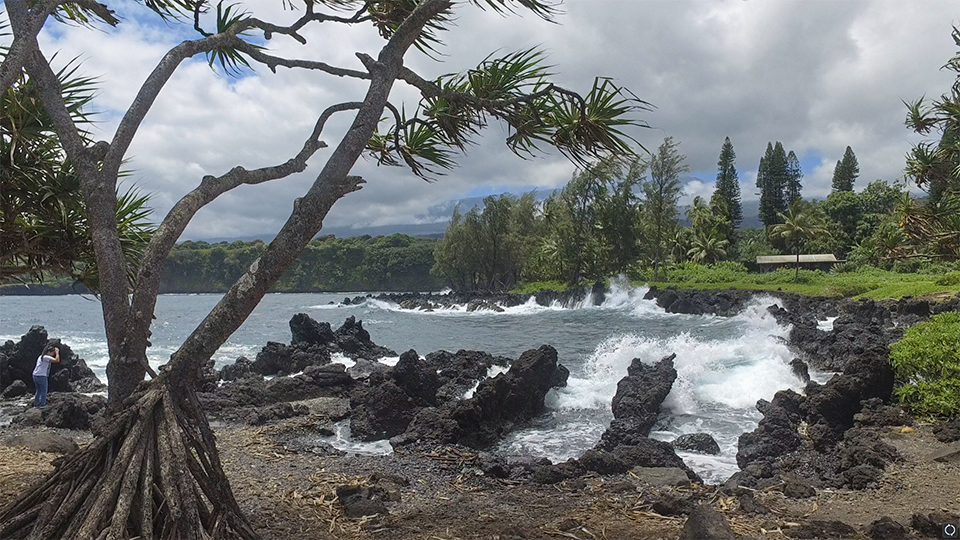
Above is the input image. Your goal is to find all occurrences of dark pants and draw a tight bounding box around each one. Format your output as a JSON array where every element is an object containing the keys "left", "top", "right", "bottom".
[{"left": 32, "top": 375, "right": 48, "bottom": 407}]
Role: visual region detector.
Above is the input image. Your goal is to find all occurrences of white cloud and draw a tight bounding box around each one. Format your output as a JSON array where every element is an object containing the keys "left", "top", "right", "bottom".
[{"left": 24, "top": 0, "right": 960, "bottom": 239}]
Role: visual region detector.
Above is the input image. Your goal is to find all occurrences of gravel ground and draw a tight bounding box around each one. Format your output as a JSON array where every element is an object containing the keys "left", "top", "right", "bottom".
[{"left": 1, "top": 409, "right": 957, "bottom": 540}]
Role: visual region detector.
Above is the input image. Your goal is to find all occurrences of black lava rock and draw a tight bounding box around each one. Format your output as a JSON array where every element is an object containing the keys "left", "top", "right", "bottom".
[
  {"left": 672, "top": 433, "right": 721, "bottom": 455},
  {"left": 597, "top": 353, "right": 677, "bottom": 450}
]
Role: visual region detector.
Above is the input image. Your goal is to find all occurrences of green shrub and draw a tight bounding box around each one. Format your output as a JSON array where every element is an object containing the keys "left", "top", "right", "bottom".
[
  {"left": 892, "top": 259, "right": 922, "bottom": 273},
  {"left": 751, "top": 267, "right": 822, "bottom": 285},
  {"left": 821, "top": 283, "right": 878, "bottom": 297},
  {"left": 665, "top": 261, "right": 748, "bottom": 283},
  {"left": 511, "top": 281, "right": 570, "bottom": 294},
  {"left": 917, "top": 260, "right": 960, "bottom": 275},
  {"left": 936, "top": 271, "right": 960, "bottom": 286},
  {"left": 889, "top": 312, "right": 960, "bottom": 417},
  {"left": 894, "top": 380, "right": 960, "bottom": 418}
]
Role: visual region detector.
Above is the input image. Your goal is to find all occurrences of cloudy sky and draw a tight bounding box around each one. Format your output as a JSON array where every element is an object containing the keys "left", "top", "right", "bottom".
[{"left": 22, "top": 0, "right": 960, "bottom": 240}]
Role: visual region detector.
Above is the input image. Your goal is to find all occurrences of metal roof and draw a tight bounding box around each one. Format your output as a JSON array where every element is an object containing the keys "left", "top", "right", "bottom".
[{"left": 756, "top": 254, "right": 842, "bottom": 264}]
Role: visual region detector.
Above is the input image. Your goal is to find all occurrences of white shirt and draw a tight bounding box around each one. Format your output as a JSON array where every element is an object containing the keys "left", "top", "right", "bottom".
[{"left": 32, "top": 354, "right": 55, "bottom": 377}]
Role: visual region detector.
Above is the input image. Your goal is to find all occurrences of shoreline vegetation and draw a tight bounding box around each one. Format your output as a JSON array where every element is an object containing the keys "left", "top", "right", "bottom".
[{"left": 6, "top": 261, "right": 959, "bottom": 301}]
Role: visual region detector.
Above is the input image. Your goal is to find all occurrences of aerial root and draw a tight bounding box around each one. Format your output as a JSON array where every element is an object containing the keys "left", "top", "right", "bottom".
[{"left": 0, "top": 379, "right": 260, "bottom": 540}]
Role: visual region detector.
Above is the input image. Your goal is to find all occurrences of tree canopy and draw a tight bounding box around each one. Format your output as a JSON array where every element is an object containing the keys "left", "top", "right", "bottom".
[
  {"left": 769, "top": 199, "right": 830, "bottom": 282},
  {"left": 756, "top": 141, "right": 787, "bottom": 228},
  {"left": 642, "top": 136, "right": 686, "bottom": 281}
]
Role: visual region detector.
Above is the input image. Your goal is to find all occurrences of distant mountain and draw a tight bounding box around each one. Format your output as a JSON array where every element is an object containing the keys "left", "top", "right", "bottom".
[
  {"left": 202, "top": 189, "right": 762, "bottom": 243},
  {"left": 319, "top": 193, "right": 763, "bottom": 239}
]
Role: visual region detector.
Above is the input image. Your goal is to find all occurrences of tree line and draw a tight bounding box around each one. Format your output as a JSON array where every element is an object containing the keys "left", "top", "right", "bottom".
[
  {"left": 162, "top": 234, "right": 441, "bottom": 293},
  {"left": 434, "top": 105, "right": 960, "bottom": 290}
]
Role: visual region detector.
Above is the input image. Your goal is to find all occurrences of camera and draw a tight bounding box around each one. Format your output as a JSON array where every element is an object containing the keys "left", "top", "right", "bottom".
[{"left": 943, "top": 522, "right": 959, "bottom": 539}]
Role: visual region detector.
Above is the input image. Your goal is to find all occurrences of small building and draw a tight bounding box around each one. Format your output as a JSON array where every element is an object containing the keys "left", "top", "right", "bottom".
[{"left": 756, "top": 254, "right": 843, "bottom": 272}]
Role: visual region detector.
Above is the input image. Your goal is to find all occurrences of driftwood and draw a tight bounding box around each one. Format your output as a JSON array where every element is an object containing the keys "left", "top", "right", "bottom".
[{"left": 0, "top": 376, "right": 257, "bottom": 540}]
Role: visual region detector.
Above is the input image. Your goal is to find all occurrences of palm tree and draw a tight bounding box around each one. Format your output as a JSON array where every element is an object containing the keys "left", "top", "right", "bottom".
[
  {"left": 688, "top": 228, "right": 729, "bottom": 264},
  {"left": 671, "top": 227, "right": 693, "bottom": 264},
  {"left": 769, "top": 199, "right": 830, "bottom": 282}
]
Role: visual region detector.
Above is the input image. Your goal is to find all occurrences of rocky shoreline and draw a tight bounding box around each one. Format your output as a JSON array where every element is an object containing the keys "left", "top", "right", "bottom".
[{"left": 2, "top": 288, "right": 959, "bottom": 539}]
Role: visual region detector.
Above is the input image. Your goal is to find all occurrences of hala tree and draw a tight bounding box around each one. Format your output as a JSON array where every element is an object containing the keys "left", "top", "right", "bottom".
[
  {"left": 0, "top": 53, "right": 153, "bottom": 287},
  {"left": 0, "top": 1, "right": 646, "bottom": 538},
  {"left": 712, "top": 136, "right": 742, "bottom": 231},
  {"left": 831, "top": 145, "right": 859, "bottom": 192},
  {"left": 904, "top": 26, "right": 960, "bottom": 204},
  {"left": 898, "top": 25, "right": 960, "bottom": 258}
]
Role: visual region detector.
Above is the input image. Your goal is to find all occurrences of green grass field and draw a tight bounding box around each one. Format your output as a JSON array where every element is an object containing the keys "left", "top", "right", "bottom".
[
  {"left": 645, "top": 264, "right": 960, "bottom": 299},
  {"left": 514, "top": 264, "right": 960, "bottom": 300}
]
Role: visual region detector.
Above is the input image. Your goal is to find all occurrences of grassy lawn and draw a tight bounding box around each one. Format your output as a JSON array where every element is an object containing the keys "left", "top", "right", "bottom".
[
  {"left": 514, "top": 264, "right": 960, "bottom": 300},
  {"left": 643, "top": 279, "right": 960, "bottom": 300},
  {"left": 638, "top": 263, "right": 960, "bottom": 300}
]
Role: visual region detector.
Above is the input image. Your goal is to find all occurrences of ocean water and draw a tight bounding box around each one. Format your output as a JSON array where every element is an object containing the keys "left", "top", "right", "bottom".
[{"left": 0, "top": 280, "right": 823, "bottom": 483}]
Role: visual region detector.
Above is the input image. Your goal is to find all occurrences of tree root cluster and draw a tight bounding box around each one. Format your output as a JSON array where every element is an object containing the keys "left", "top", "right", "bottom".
[{"left": 0, "top": 380, "right": 259, "bottom": 540}]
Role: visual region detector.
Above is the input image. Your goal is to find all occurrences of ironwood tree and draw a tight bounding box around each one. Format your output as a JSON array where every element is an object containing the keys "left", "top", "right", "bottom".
[
  {"left": 0, "top": 0, "right": 646, "bottom": 538},
  {"left": 784, "top": 149, "right": 803, "bottom": 205},
  {"left": 642, "top": 136, "right": 686, "bottom": 281}
]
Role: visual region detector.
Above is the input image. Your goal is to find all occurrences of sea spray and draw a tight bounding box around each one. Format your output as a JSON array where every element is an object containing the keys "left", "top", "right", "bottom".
[
  {"left": 499, "top": 295, "right": 809, "bottom": 483},
  {"left": 2, "top": 288, "right": 822, "bottom": 483}
]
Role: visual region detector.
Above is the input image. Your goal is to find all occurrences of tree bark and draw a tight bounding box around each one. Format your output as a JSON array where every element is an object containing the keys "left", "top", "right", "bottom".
[
  {"left": 0, "top": 377, "right": 259, "bottom": 540},
  {"left": 164, "top": 0, "right": 452, "bottom": 380}
]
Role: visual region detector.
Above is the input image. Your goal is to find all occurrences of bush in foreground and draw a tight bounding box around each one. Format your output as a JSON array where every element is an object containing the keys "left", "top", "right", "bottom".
[{"left": 889, "top": 312, "right": 960, "bottom": 417}]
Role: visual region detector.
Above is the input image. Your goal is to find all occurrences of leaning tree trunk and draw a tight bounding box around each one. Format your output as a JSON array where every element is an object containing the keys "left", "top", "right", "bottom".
[{"left": 0, "top": 375, "right": 258, "bottom": 540}]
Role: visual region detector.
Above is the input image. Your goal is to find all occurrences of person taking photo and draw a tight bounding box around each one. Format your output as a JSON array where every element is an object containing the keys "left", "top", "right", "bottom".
[{"left": 32, "top": 345, "right": 60, "bottom": 408}]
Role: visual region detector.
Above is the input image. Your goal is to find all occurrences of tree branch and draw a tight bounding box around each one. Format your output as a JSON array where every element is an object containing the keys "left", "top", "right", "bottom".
[
  {"left": 121, "top": 103, "right": 362, "bottom": 376},
  {"left": 21, "top": 48, "right": 97, "bottom": 180},
  {"left": 2, "top": 0, "right": 53, "bottom": 94},
  {"left": 234, "top": 41, "right": 370, "bottom": 79},
  {"left": 164, "top": 0, "right": 454, "bottom": 380},
  {"left": 102, "top": 31, "right": 247, "bottom": 177},
  {"left": 1, "top": 0, "right": 118, "bottom": 93},
  {"left": 246, "top": 2, "right": 372, "bottom": 44}
]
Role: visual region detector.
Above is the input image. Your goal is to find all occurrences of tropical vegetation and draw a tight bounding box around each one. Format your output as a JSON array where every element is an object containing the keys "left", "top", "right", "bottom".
[{"left": 889, "top": 312, "right": 960, "bottom": 417}]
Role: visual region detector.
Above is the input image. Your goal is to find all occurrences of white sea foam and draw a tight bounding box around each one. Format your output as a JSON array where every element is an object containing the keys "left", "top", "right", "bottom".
[
  {"left": 462, "top": 364, "right": 511, "bottom": 399},
  {"left": 502, "top": 295, "right": 807, "bottom": 482},
  {"left": 305, "top": 303, "right": 350, "bottom": 310},
  {"left": 817, "top": 317, "right": 838, "bottom": 331},
  {"left": 366, "top": 278, "right": 660, "bottom": 316},
  {"left": 378, "top": 356, "right": 400, "bottom": 367},
  {"left": 323, "top": 420, "right": 393, "bottom": 456},
  {"left": 330, "top": 352, "right": 356, "bottom": 369}
]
